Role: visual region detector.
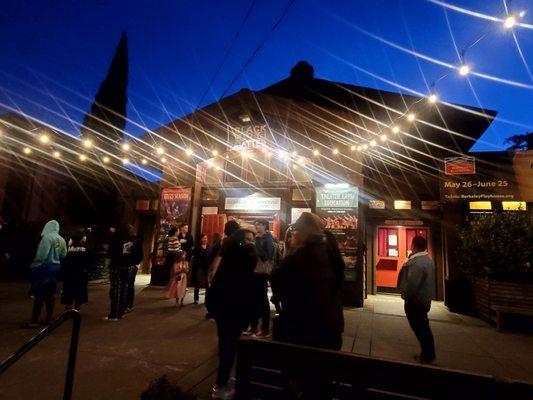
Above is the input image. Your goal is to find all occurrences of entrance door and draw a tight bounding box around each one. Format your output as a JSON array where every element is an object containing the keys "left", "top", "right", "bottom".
[{"left": 375, "top": 226, "right": 430, "bottom": 292}]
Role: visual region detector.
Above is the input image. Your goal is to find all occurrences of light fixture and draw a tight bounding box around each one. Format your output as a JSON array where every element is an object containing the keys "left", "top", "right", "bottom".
[
  {"left": 313, "top": 149, "right": 320, "bottom": 156},
  {"left": 121, "top": 143, "right": 130, "bottom": 151},
  {"left": 141, "top": 158, "right": 148, "bottom": 165},
  {"left": 83, "top": 138, "right": 93, "bottom": 148},
  {"left": 23, "top": 147, "right": 32, "bottom": 155},
  {"left": 292, "top": 150, "right": 298, "bottom": 157},
  {"left": 370, "top": 140, "right": 377, "bottom": 147},
  {"left": 356, "top": 146, "right": 362, "bottom": 151},
  {"left": 504, "top": 15, "right": 516, "bottom": 29},
  {"left": 380, "top": 134, "right": 388, "bottom": 142},
  {"left": 392, "top": 126, "right": 400, "bottom": 134},
  {"left": 333, "top": 148, "right": 339, "bottom": 155},
  {"left": 240, "top": 114, "right": 251, "bottom": 122},
  {"left": 428, "top": 94, "right": 438, "bottom": 104},
  {"left": 53, "top": 151, "right": 61, "bottom": 159},
  {"left": 186, "top": 148, "right": 193, "bottom": 156},
  {"left": 459, "top": 64, "right": 470, "bottom": 76},
  {"left": 160, "top": 157, "right": 167, "bottom": 163},
  {"left": 39, "top": 133, "right": 50, "bottom": 144},
  {"left": 122, "top": 158, "right": 129, "bottom": 165},
  {"left": 350, "top": 145, "right": 356, "bottom": 151},
  {"left": 407, "top": 113, "right": 416, "bottom": 122},
  {"left": 519, "top": 11, "right": 526, "bottom": 18},
  {"left": 79, "top": 154, "right": 87, "bottom": 162},
  {"left": 156, "top": 146, "right": 165, "bottom": 155},
  {"left": 292, "top": 163, "right": 298, "bottom": 170},
  {"left": 212, "top": 149, "right": 218, "bottom": 157},
  {"left": 362, "top": 144, "right": 368, "bottom": 150},
  {"left": 102, "top": 156, "right": 110, "bottom": 164}
]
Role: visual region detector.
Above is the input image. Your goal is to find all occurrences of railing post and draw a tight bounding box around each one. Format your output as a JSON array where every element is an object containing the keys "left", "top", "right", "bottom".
[{"left": 63, "top": 311, "right": 81, "bottom": 400}]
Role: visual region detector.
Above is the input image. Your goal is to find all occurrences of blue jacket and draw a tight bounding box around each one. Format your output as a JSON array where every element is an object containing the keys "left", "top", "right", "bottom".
[
  {"left": 31, "top": 220, "right": 67, "bottom": 269},
  {"left": 397, "top": 251, "right": 435, "bottom": 308}
]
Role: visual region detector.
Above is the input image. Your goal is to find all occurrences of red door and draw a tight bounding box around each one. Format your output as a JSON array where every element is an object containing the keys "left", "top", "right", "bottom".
[
  {"left": 375, "top": 226, "right": 430, "bottom": 290},
  {"left": 201, "top": 214, "right": 226, "bottom": 243}
]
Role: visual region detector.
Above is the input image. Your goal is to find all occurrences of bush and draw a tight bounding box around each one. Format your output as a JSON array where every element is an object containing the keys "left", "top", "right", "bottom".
[
  {"left": 457, "top": 211, "right": 533, "bottom": 282},
  {"left": 141, "top": 376, "right": 197, "bottom": 400}
]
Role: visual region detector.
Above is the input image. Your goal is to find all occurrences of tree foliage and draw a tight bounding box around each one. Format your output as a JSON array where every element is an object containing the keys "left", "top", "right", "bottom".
[
  {"left": 458, "top": 211, "right": 533, "bottom": 282},
  {"left": 504, "top": 132, "right": 533, "bottom": 151}
]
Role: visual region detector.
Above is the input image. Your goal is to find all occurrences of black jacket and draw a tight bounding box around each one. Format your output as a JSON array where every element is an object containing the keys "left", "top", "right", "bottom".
[{"left": 271, "top": 241, "right": 344, "bottom": 350}]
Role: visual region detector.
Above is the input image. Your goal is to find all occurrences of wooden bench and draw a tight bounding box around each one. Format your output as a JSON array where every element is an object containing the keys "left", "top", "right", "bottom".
[
  {"left": 235, "top": 337, "right": 533, "bottom": 399},
  {"left": 491, "top": 305, "right": 533, "bottom": 332}
]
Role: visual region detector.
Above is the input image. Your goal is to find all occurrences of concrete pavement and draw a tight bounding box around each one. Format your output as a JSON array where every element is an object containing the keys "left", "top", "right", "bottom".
[{"left": 1, "top": 277, "right": 532, "bottom": 399}]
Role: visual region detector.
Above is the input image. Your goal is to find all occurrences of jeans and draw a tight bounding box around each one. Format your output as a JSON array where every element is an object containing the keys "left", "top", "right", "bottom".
[
  {"left": 109, "top": 269, "right": 128, "bottom": 319},
  {"left": 404, "top": 299, "right": 435, "bottom": 361},
  {"left": 215, "top": 317, "right": 243, "bottom": 387},
  {"left": 250, "top": 273, "right": 270, "bottom": 332}
]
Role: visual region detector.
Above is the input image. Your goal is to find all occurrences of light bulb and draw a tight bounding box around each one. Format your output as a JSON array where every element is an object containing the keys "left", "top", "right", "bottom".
[
  {"left": 156, "top": 146, "right": 165, "bottom": 155},
  {"left": 370, "top": 140, "right": 377, "bottom": 147},
  {"left": 212, "top": 149, "right": 218, "bottom": 156},
  {"left": 350, "top": 145, "right": 356, "bottom": 151},
  {"left": 141, "top": 158, "right": 148, "bottom": 165},
  {"left": 292, "top": 150, "right": 298, "bottom": 157},
  {"left": 428, "top": 94, "right": 438, "bottom": 104},
  {"left": 519, "top": 11, "right": 526, "bottom": 18},
  {"left": 392, "top": 126, "right": 400, "bottom": 134},
  {"left": 121, "top": 143, "right": 130, "bottom": 151},
  {"left": 53, "top": 151, "right": 61, "bottom": 159},
  {"left": 160, "top": 157, "right": 167, "bottom": 163},
  {"left": 333, "top": 148, "right": 339, "bottom": 155},
  {"left": 313, "top": 149, "right": 320, "bottom": 156},
  {"left": 102, "top": 156, "right": 110, "bottom": 164},
  {"left": 380, "top": 134, "right": 388, "bottom": 142},
  {"left": 459, "top": 64, "right": 470, "bottom": 76},
  {"left": 362, "top": 144, "right": 368, "bottom": 150},
  {"left": 79, "top": 154, "right": 87, "bottom": 162},
  {"left": 357, "top": 146, "right": 362, "bottom": 151},
  {"left": 122, "top": 158, "right": 129, "bottom": 165},
  {"left": 407, "top": 113, "right": 416, "bottom": 122},
  {"left": 23, "top": 147, "right": 32, "bottom": 155},
  {"left": 504, "top": 15, "right": 516, "bottom": 29},
  {"left": 83, "top": 139, "right": 93, "bottom": 148},
  {"left": 39, "top": 134, "right": 50, "bottom": 144},
  {"left": 186, "top": 149, "right": 193, "bottom": 156}
]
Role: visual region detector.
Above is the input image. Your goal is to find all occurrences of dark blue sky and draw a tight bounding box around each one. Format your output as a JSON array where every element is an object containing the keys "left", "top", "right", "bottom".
[{"left": 1, "top": 0, "right": 531, "bottom": 151}]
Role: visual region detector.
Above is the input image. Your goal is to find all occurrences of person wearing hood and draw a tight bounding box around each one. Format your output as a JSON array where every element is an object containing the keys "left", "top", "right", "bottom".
[{"left": 23, "top": 220, "right": 67, "bottom": 328}]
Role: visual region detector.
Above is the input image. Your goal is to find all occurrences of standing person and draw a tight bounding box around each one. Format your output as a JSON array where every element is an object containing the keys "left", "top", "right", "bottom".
[
  {"left": 125, "top": 228, "right": 144, "bottom": 313},
  {"left": 61, "top": 233, "right": 90, "bottom": 311},
  {"left": 245, "top": 219, "right": 275, "bottom": 338},
  {"left": 397, "top": 236, "right": 436, "bottom": 363},
  {"left": 165, "top": 251, "right": 189, "bottom": 306},
  {"left": 23, "top": 220, "right": 67, "bottom": 328},
  {"left": 0, "top": 217, "right": 11, "bottom": 270},
  {"left": 177, "top": 223, "right": 194, "bottom": 261},
  {"left": 206, "top": 227, "right": 257, "bottom": 400},
  {"left": 166, "top": 226, "right": 181, "bottom": 254},
  {"left": 191, "top": 233, "right": 209, "bottom": 304},
  {"left": 271, "top": 212, "right": 344, "bottom": 350},
  {"left": 207, "top": 221, "right": 239, "bottom": 284},
  {"left": 106, "top": 225, "right": 136, "bottom": 321}
]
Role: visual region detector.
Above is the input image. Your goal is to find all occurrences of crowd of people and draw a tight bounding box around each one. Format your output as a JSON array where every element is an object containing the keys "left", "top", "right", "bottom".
[{"left": 19, "top": 212, "right": 436, "bottom": 400}]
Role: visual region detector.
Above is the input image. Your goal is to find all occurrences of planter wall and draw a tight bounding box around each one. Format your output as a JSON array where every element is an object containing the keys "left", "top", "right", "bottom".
[{"left": 472, "top": 277, "right": 533, "bottom": 322}]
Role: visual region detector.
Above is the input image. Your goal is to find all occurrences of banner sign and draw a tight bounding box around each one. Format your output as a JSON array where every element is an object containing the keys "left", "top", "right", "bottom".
[
  {"left": 445, "top": 156, "right": 476, "bottom": 175},
  {"left": 369, "top": 199, "right": 385, "bottom": 209},
  {"left": 225, "top": 196, "right": 281, "bottom": 211}
]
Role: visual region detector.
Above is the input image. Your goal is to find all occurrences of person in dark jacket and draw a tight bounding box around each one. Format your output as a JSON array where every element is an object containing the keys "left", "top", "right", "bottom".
[
  {"left": 61, "top": 233, "right": 90, "bottom": 310},
  {"left": 271, "top": 212, "right": 344, "bottom": 350},
  {"left": 191, "top": 233, "right": 209, "bottom": 304},
  {"left": 206, "top": 227, "right": 257, "bottom": 400},
  {"left": 125, "top": 227, "right": 144, "bottom": 312},
  {"left": 177, "top": 223, "right": 194, "bottom": 261}
]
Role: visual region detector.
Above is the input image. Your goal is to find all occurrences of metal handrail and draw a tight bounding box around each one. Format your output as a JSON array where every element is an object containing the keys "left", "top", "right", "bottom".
[{"left": 0, "top": 309, "right": 82, "bottom": 400}]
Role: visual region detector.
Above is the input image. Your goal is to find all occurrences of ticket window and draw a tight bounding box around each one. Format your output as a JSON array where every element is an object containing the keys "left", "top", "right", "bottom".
[{"left": 376, "top": 226, "right": 430, "bottom": 290}]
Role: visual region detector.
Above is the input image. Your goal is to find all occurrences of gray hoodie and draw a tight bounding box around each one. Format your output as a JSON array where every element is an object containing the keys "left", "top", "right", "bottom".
[{"left": 397, "top": 251, "right": 435, "bottom": 309}]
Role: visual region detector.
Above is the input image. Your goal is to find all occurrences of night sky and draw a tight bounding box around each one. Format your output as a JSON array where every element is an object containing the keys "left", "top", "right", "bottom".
[{"left": 1, "top": 0, "right": 531, "bottom": 151}]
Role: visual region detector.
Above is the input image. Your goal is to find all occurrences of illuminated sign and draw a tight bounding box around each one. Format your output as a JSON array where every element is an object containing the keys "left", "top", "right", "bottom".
[
  {"left": 225, "top": 196, "right": 281, "bottom": 211},
  {"left": 227, "top": 124, "right": 267, "bottom": 149},
  {"left": 445, "top": 156, "right": 476, "bottom": 175},
  {"left": 394, "top": 200, "right": 411, "bottom": 210},
  {"left": 369, "top": 200, "right": 385, "bottom": 209}
]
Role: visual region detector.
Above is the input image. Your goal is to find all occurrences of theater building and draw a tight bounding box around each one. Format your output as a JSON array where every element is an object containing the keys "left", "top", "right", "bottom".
[{"left": 143, "top": 61, "right": 532, "bottom": 306}]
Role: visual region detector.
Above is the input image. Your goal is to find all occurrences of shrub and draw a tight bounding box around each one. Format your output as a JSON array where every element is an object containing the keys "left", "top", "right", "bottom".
[
  {"left": 141, "top": 375, "right": 197, "bottom": 400},
  {"left": 457, "top": 211, "right": 533, "bottom": 282}
]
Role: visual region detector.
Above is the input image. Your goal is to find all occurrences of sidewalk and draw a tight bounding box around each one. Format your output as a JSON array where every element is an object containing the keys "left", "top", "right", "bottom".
[{"left": 0, "top": 279, "right": 532, "bottom": 400}]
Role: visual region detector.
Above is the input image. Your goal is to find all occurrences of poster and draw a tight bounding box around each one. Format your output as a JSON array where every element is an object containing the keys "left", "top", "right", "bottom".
[{"left": 291, "top": 207, "right": 311, "bottom": 224}]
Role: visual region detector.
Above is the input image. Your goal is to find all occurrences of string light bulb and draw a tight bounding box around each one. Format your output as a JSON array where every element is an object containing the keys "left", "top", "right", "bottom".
[
  {"left": 407, "top": 113, "right": 416, "bottom": 122},
  {"left": 79, "top": 154, "right": 87, "bottom": 162},
  {"left": 332, "top": 148, "right": 339, "bottom": 155},
  {"left": 313, "top": 149, "right": 320, "bottom": 156},
  {"left": 102, "top": 156, "right": 110, "bottom": 164},
  {"left": 23, "top": 147, "right": 32, "bottom": 155},
  {"left": 350, "top": 145, "right": 356, "bottom": 151},
  {"left": 362, "top": 144, "right": 368, "bottom": 150},
  {"left": 83, "top": 138, "right": 93, "bottom": 148},
  {"left": 519, "top": 11, "right": 526, "bottom": 18},
  {"left": 156, "top": 146, "right": 165, "bottom": 155},
  {"left": 212, "top": 149, "right": 218, "bottom": 157},
  {"left": 53, "top": 151, "right": 61, "bottom": 159},
  {"left": 459, "top": 64, "right": 471, "bottom": 76},
  {"left": 357, "top": 146, "right": 362, "bottom": 151},
  {"left": 380, "top": 134, "right": 388, "bottom": 142},
  {"left": 186, "top": 148, "right": 193, "bottom": 156},
  {"left": 39, "top": 133, "right": 50, "bottom": 144},
  {"left": 121, "top": 143, "right": 130, "bottom": 151},
  {"left": 504, "top": 15, "right": 516, "bottom": 29},
  {"left": 292, "top": 150, "right": 298, "bottom": 157},
  {"left": 122, "top": 158, "right": 129, "bottom": 165},
  {"left": 141, "top": 158, "right": 148, "bottom": 165},
  {"left": 160, "top": 157, "right": 167, "bottom": 164},
  {"left": 370, "top": 140, "right": 377, "bottom": 147},
  {"left": 392, "top": 126, "right": 400, "bottom": 134},
  {"left": 428, "top": 94, "right": 438, "bottom": 104}
]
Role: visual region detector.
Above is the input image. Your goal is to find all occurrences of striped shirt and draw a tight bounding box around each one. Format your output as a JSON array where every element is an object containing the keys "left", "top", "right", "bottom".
[{"left": 167, "top": 235, "right": 181, "bottom": 253}]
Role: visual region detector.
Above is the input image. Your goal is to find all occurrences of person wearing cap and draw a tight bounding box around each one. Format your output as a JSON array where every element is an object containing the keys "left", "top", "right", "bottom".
[{"left": 271, "top": 212, "right": 344, "bottom": 350}]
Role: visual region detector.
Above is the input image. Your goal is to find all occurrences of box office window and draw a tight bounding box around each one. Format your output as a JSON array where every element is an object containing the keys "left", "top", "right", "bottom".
[
  {"left": 378, "top": 228, "right": 399, "bottom": 257},
  {"left": 502, "top": 201, "right": 527, "bottom": 211}
]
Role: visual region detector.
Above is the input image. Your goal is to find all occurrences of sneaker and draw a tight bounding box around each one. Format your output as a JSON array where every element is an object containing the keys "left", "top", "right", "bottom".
[
  {"left": 253, "top": 331, "right": 270, "bottom": 339},
  {"left": 242, "top": 327, "right": 255, "bottom": 336},
  {"left": 211, "top": 384, "right": 235, "bottom": 400}
]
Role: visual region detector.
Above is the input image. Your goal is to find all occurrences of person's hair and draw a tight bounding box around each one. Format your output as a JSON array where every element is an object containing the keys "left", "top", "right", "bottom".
[
  {"left": 224, "top": 220, "right": 240, "bottom": 237},
  {"left": 70, "top": 233, "right": 85, "bottom": 246},
  {"left": 177, "top": 250, "right": 186, "bottom": 261},
  {"left": 255, "top": 219, "right": 269, "bottom": 230},
  {"left": 180, "top": 223, "right": 188, "bottom": 229},
  {"left": 233, "top": 228, "right": 254, "bottom": 245},
  {"left": 212, "top": 232, "right": 222, "bottom": 243},
  {"left": 198, "top": 233, "right": 208, "bottom": 242},
  {"left": 412, "top": 236, "right": 427, "bottom": 251},
  {"left": 168, "top": 227, "right": 177, "bottom": 236}
]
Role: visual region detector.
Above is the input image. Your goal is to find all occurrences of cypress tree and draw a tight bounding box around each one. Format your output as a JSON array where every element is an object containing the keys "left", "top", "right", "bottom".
[{"left": 82, "top": 31, "right": 129, "bottom": 146}]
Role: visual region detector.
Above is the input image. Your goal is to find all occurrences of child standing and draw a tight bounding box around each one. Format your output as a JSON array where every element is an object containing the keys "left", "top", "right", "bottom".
[
  {"left": 165, "top": 251, "right": 189, "bottom": 306},
  {"left": 61, "top": 233, "right": 90, "bottom": 311}
]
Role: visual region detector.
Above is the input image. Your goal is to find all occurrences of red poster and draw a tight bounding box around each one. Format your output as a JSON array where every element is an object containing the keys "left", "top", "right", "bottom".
[{"left": 445, "top": 156, "right": 476, "bottom": 175}]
